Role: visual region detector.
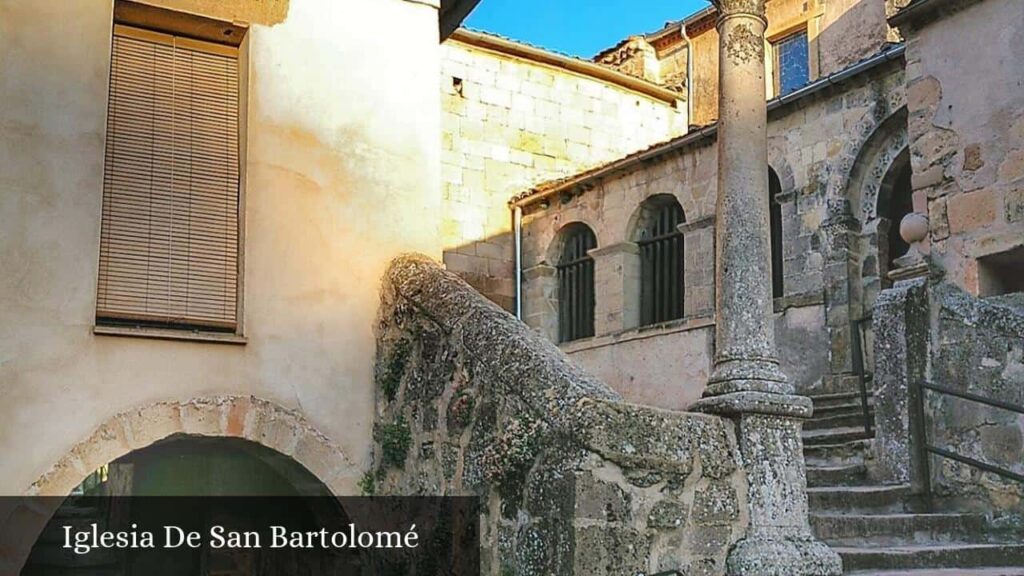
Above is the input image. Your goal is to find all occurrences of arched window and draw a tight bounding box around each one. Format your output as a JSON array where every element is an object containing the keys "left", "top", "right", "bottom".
[
  {"left": 769, "top": 168, "right": 784, "bottom": 300},
  {"left": 557, "top": 224, "right": 597, "bottom": 342},
  {"left": 637, "top": 196, "right": 685, "bottom": 326}
]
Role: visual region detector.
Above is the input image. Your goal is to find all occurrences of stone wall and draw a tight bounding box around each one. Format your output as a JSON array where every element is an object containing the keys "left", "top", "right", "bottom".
[
  {"left": 519, "top": 60, "right": 906, "bottom": 404},
  {"left": 601, "top": 0, "right": 893, "bottom": 126},
  {"left": 896, "top": 0, "right": 1024, "bottom": 295},
  {"left": 440, "top": 33, "right": 688, "bottom": 309},
  {"left": 927, "top": 284, "right": 1024, "bottom": 513},
  {"left": 872, "top": 277, "right": 1024, "bottom": 516},
  {"left": 370, "top": 255, "right": 749, "bottom": 575}
]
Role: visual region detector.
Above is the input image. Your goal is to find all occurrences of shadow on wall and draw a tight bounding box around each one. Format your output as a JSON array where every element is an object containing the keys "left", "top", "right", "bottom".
[{"left": 443, "top": 231, "right": 515, "bottom": 312}]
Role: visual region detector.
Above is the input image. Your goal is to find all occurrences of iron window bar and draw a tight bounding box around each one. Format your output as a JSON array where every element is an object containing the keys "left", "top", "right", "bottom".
[
  {"left": 639, "top": 202, "right": 685, "bottom": 326},
  {"left": 557, "top": 227, "right": 596, "bottom": 343}
]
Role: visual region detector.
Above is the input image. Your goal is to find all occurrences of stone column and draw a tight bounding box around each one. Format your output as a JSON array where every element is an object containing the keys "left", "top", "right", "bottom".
[
  {"left": 704, "top": 0, "right": 788, "bottom": 397},
  {"left": 692, "top": 1, "right": 842, "bottom": 574}
]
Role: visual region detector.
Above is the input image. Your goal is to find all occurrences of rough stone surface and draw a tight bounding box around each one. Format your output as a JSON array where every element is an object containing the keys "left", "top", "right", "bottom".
[
  {"left": 371, "top": 254, "right": 751, "bottom": 575},
  {"left": 872, "top": 274, "right": 1024, "bottom": 518}
]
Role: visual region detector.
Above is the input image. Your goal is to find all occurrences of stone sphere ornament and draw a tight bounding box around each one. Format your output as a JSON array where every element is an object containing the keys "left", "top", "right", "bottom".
[{"left": 899, "top": 212, "right": 929, "bottom": 245}]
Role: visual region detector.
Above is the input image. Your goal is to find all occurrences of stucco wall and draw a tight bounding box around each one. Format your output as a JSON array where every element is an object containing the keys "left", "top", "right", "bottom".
[
  {"left": 899, "top": 0, "right": 1024, "bottom": 294},
  {"left": 440, "top": 37, "right": 688, "bottom": 309},
  {"left": 0, "top": 0, "right": 442, "bottom": 494}
]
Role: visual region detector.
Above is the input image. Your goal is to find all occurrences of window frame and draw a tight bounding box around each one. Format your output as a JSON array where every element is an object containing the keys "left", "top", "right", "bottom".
[
  {"left": 94, "top": 8, "right": 249, "bottom": 341},
  {"left": 772, "top": 27, "right": 810, "bottom": 98}
]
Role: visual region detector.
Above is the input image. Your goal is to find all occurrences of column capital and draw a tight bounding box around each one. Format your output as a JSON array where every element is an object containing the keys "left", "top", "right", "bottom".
[{"left": 716, "top": 0, "right": 767, "bottom": 19}]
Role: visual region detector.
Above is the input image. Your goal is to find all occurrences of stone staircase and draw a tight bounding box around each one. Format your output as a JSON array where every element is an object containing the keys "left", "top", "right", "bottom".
[{"left": 803, "top": 391, "right": 1024, "bottom": 576}]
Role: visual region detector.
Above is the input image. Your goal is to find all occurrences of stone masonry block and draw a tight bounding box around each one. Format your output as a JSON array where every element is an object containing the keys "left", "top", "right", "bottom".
[
  {"left": 947, "top": 189, "right": 998, "bottom": 234},
  {"left": 118, "top": 402, "right": 182, "bottom": 450}
]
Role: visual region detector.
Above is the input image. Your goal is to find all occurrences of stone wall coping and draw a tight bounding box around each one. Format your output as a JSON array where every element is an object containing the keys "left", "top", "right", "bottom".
[{"left": 383, "top": 254, "right": 734, "bottom": 470}]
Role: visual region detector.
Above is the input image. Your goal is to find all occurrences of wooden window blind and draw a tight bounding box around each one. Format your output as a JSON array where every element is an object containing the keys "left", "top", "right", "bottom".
[{"left": 97, "top": 26, "right": 241, "bottom": 330}]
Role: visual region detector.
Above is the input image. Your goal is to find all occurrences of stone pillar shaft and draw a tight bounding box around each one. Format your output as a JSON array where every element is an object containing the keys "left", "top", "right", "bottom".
[
  {"left": 692, "top": 1, "right": 842, "bottom": 574},
  {"left": 707, "top": 0, "right": 789, "bottom": 395}
]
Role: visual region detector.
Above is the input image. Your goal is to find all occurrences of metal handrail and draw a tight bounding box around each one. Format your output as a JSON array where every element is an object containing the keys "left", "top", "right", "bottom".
[
  {"left": 849, "top": 314, "right": 874, "bottom": 435},
  {"left": 915, "top": 379, "right": 1024, "bottom": 494}
]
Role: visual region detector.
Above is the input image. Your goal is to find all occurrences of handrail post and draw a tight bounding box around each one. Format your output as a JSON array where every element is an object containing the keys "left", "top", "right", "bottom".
[
  {"left": 850, "top": 317, "right": 874, "bottom": 435},
  {"left": 910, "top": 376, "right": 933, "bottom": 511}
]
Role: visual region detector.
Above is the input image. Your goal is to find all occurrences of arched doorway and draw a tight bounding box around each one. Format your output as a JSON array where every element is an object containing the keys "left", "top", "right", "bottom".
[
  {"left": 876, "top": 148, "right": 913, "bottom": 287},
  {"left": 22, "top": 435, "right": 356, "bottom": 575}
]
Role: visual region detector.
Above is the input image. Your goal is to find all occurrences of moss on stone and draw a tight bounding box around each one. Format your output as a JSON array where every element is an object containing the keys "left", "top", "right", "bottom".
[
  {"left": 358, "top": 471, "right": 376, "bottom": 496},
  {"left": 379, "top": 415, "right": 412, "bottom": 468},
  {"left": 380, "top": 338, "right": 411, "bottom": 402}
]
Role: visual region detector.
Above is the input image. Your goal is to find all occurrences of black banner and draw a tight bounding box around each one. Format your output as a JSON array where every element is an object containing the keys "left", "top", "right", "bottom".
[{"left": 0, "top": 496, "right": 479, "bottom": 576}]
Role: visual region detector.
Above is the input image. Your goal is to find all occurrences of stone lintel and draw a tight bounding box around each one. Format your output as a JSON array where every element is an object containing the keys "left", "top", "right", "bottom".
[{"left": 690, "top": 390, "right": 813, "bottom": 419}]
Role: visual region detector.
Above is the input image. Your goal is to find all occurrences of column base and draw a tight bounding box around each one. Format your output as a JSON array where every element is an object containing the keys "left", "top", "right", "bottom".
[
  {"left": 726, "top": 534, "right": 843, "bottom": 576},
  {"left": 706, "top": 358, "right": 793, "bottom": 397},
  {"left": 690, "top": 390, "right": 812, "bottom": 419}
]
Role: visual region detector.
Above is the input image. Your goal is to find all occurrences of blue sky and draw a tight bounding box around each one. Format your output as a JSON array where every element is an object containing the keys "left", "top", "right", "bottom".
[{"left": 465, "top": 0, "right": 709, "bottom": 59}]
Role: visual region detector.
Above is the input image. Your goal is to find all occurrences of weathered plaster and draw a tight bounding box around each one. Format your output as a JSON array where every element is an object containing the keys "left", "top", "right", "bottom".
[{"left": 0, "top": 0, "right": 442, "bottom": 494}]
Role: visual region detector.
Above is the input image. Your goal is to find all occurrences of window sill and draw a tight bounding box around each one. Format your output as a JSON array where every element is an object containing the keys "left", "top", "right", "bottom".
[
  {"left": 559, "top": 315, "right": 715, "bottom": 354},
  {"left": 93, "top": 324, "right": 247, "bottom": 345}
]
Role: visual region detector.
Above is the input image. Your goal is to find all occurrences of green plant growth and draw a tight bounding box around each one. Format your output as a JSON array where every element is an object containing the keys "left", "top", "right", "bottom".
[
  {"left": 379, "top": 339, "right": 411, "bottom": 402},
  {"left": 379, "top": 416, "right": 412, "bottom": 468},
  {"left": 357, "top": 471, "right": 376, "bottom": 496}
]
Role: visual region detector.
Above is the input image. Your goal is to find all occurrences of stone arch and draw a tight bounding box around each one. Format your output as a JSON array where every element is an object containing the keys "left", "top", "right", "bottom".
[
  {"left": 28, "top": 395, "right": 358, "bottom": 497},
  {"left": 844, "top": 107, "right": 910, "bottom": 225},
  {"left": 544, "top": 220, "right": 600, "bottom": 266},
  {"left": 826, "top": 94, "right": 907, "bottom": 220},
  {"left": 767, "top": 148, "right": 797, "bottom": 198},
  {"left": 626, "top": 193, "right": 686, "bottom": 242}
]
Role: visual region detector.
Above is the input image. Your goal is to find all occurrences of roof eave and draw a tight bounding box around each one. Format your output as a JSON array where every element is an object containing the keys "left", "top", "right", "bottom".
[{"left": 439, "top": 0, "right": 481, "bottom": 41}]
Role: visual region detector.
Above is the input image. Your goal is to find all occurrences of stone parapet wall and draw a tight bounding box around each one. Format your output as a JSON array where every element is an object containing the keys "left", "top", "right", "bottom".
[
  {"left": 370, "top": 254, "right": 748, "bottom": 575},
  {"left": 927, "top": 284, "right": 1024, "bottom": 514},
  {"left": 873, "top": 277, "right": 1024, "bottom": 516}
]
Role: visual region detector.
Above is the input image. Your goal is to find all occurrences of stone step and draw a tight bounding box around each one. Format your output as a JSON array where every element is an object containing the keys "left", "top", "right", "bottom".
[
  {"left": 811, "top": 513, "right": 989, "bottom": 545},
  {"left": 808, "top": 485, "right": 914, "bottom": 513},
  {"left": 803, "top": 425, "right": 873, "bottom": 446},
  {"left": 805, "top": 412, "right": 875, "bottom": 431},
  {"left": 808, "top": 391, "right": 865, "bottom": 409},
  {"left": 807, "top": 463, "right": 868, "bottom": 487},
  {"left": 804, "top": 438, "right": 873, "bottom": 466},
  {"left": 811, "top": 400, "right": 874, "bottom": 418},
  {"left": 835, "top": 543, "right": 1024, "bottom": 572},
  {"left": 851, "top": 565, "right": 1024, "bottom": 569}
]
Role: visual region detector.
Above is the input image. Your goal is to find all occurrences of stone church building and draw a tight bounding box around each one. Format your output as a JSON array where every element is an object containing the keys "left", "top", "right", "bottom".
[{"left": 1, "top": 0, "right": 1022, "bottom": 574}]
